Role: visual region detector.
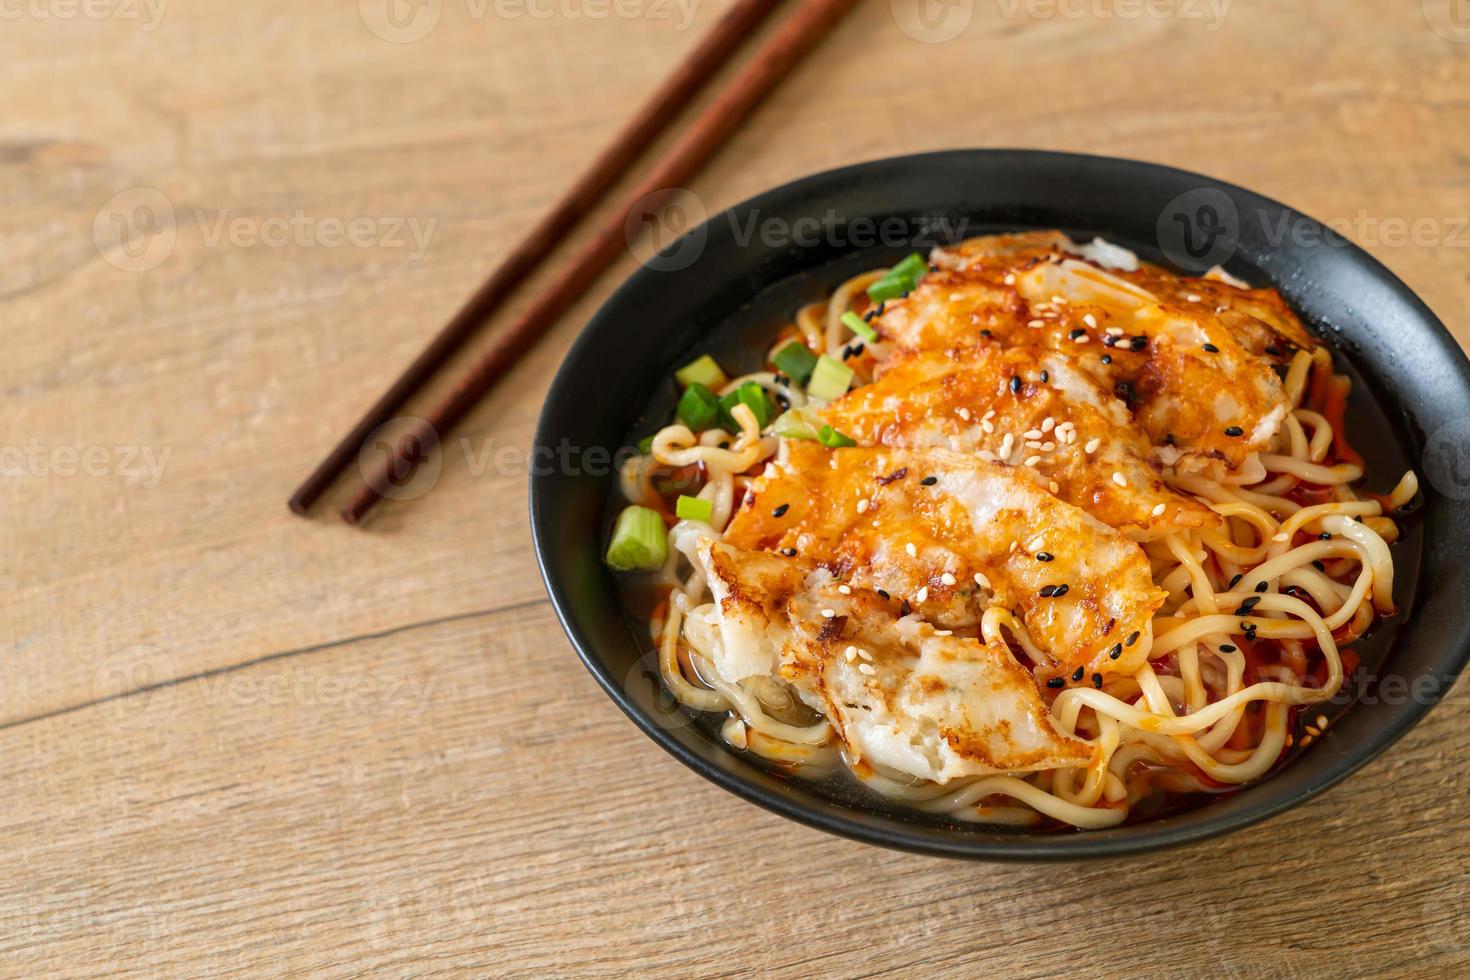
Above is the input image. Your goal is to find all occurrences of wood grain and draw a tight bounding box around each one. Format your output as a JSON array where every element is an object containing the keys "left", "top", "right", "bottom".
[{"left": 1, "top": 0, "right": 1467, "bottom": 973}]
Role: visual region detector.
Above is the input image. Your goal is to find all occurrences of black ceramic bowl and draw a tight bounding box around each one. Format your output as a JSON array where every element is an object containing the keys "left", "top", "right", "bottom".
[{"left": 531, "top": 150, "right": 1470, "bottom": 860}]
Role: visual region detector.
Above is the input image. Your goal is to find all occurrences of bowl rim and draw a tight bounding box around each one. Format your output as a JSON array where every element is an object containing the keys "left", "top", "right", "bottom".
[{"left": 531, "top": 148, "right": 1470, "bottom": 860}]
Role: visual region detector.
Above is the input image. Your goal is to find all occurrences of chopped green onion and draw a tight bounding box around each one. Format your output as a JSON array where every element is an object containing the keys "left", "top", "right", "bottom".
[
  {"left": 865, "top": 251, "right": 929, "bottom": 302},
  {"left": 807, "top": 355, "right": 854, "bottom": 401},
  {"left": 890, "top": 252, "right": 928, "bottom": 282},
  {"left": 675, "top": 494, "right": 713, "bottom": 523},
  {"left": 817, "top": 425, "right": 857, "bottom": 448},
  {"left": 772, "top": 407, "right": 821, "bottom": 440},
  {"left": 674, "top": 354, "right": 727, "bottom": 390},
  {"left": 637, "top": 434, "right": 654, "bottom": 455},
  {"left": 605, "top": 505, "right": 668, "bottom": 571},
  {"left": 772, "top": 341, "right": 819, "bottom": 384},
  {"left": 866, "top": 276, "right": 909, "bottom": 303},
  {"left": 676, "top": 382, "right": 719, "bottom": 431},
  {"left": 719, "top": 381, "right": 773, "bottom": 431},
  {"left": 840, "top": 311, "right": 877, "bottom": 343}
]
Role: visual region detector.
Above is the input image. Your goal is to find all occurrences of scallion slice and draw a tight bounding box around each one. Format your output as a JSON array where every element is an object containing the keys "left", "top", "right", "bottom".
[
  {"left": 807, "top": 355, "right": 854, "bottom": 401},
  {"left": 605, "top": 505, "right": 668, "bottom": 571},
  {"left": 840, "top": 311, "right": 877, "bottom": 343},
  {"left": 637, "top": 434, "right": 654, "bottom": 455},
  {"left": 889, "top": 252, "right": 928, "bottom": 282},
  {"left": 772, "top": 341, "right": 819, "bottom": 384},
  {"left": 675, "top": 494, "right": 713, "bottom": 523},
  {"left": 676, "top": 382, "right": 719, "bottom": 431},
  {"left": 817, "top": 425, "right": 857, "bottom": 448},
  {"left": 865, "top": 251, "right": 929, "bottom": 302},
  {"left": 719, "top": 381, "right": 773, "bottom": 431},
  {"left": 772, "top": 407, "right": 820, "bottom": 440},
  {"left": 865, "top": 276, "right": 909, "bottom": 303},
  {"left": 674, "top": 354, "right": 727, "bottom": 390}
]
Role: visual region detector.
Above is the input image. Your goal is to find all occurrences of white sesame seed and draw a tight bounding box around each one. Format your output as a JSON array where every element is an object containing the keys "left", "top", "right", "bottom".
[
  {"left": 844, "top": 646, "right": 857, "bottom": 661},
  {"left": 999, "top": 433, "right": 1015, "bottom": 458},
  {"left": 821, "top": 608, "right": 836, "bottom": 618},
  {"left": 1074, "top": 334, "right": 1090, "bottom": 344},
  {"left": 1151, "top": 502, "right": 1166, "bottom": 516},
  {"left": 982, "top": 409, "right": 996, "bottom": 421},
  {"left": 1112, "top": 472, "right": 1127, "bottom": 487},
  {"left": 1004, "top": 273, "right": 1016, "bottom": 285},
  {"left": 905, "top": 542, "right": 917, "bottom": 558},
  {"left": 838, "top": 584, "right": 852, "bottom": 594},
  {"left": 1024, "top": 455, "right": 1042, "bottom": 467},
  {"left": 1040, "top": 442, "right": 1055, "bottom": 452},
  {"left": 915, "top": 586, "right": 929, "bottom": 602},
  {"left": 934, "top": 630, "right": 953, "bottom": 636},
  {"left": 978, "top": 450, "right": 997, "bottom": 462},
  {"left": 981, "top": 420, "right": 995, "bottom": 434},
  {"left": 941, "top": 572, "right": 957, "bottom": 586},
  {"left": 1048, "top": 480, "right": 1059, "bottom": 493},
  {"left": 1106, "top": 326, "right": 1124, "bottom": 337},
  {"left": 1051, "top": 294, "right": 1066, "bottom": 304},
  {"left": 858, "top": 663, "right": 876, "bottom": 676},
  {"left": 1082, "top": 313, "right": 1098, "bottom": 328},
  {"left": 1027, "top": 319, "right": 1044, "bottom": 329},
  {"left": 1187, "top": 293, "right": 1201, "bottom": 302},
  {"left": 857, "top": 498, "right": 870, "bottom": 513},
  {"left": 1023, "top": 428, "right": 1043, "bottom": 440},
  {"left": 1084, "top": 438, "right": 1101, "bottom": 454},
  {"left": 957, "top": 407, "right": 971, "bottom": 421},
  {"left": 1025, "top": 440, "right": 1043, "bottom": 451},
  {"left": 1041, "top": 417, "right": 1055, "bottom": 433},
  {"left": 974, "top": 571, "right": 990, "bottom": 588},
  {"left": 1026, "top": 535, "right": 1044, "bottom": 551}
]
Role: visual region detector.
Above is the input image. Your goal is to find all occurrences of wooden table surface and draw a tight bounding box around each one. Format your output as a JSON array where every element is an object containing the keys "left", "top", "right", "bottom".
[{"left": 4, "top": 0, "right": 1468, "bottom": 974}]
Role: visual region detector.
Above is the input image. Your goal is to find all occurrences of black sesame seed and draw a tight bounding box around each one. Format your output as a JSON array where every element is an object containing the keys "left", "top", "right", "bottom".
[
  {"left": 1092, "top": 672, "right": 1103, "bottom": 689},
  {"left": 1202, "top": 343, "right": 1220, "bottom": 353},
  {"left": 1036, "top": 551, "right": 1055, "bottom": 562},
  {"left": 775, "top": 393, "right": 790, "bottom": 410},
  {"left": 877, "top": 589, "right": 890, "bottom": 599},
  {"left": 1040, "top": 370, "right": 1049, "bottom": 383},
  {"left": 862, "top": 308, "right": 877, "bottom": 322},
  {"left": 1220, "top": 644, "right": 1237, "bottom": 653},
  {"left": 772, "top": 503, "right": 790, "bottom": 518},
  {"left": 774, "top": 373, "right": 789, "bottom": 387},
  {"left": 1234, "top": 596, "right": 1261, "bottom": 616},
  {"left": 899, "top": 599, "right": 911, "bottom": 616},
  {"left": 1069, "top": 327, "right": 1086, "bottom": 339},
  {"left": 1047, "top": 677, "right": 1065, "bottom": 689},
  {"left": 1224, "top": 425, "right": 1244, "bottom": 437},
  {"left": 980, "top": 328, "right": 993, "bottom": 338},
  {"left": 1126, "top": 630, "right": 1140, "bottom": 647},
  {"left": 781, "top": 547, "right": 797, "bottom": 557},
  {"left": 1312, "top": 560, "right": 1326, "bottom": 571},
  {"left": 1039, "top": 585, "right": 1057, "bottom": 598},
  {"left": 1071, "top": 666, "right": 1085, "bottom": 682},
  {"left": 1254, "top": 580, "right": 1268, "bottom": 593},
  {"left": 920, "top": 476, "right": 938, "bottom": 486},
  {"left": 1109, "top": 643, "right": 1123, "bottom": 660},
  {"left": 875, "top": 302, "right": 886, "bottom": 315},
  {"left": 1264, "top": 345, "right": 1283, "bottom": 357},
  {"left": 1010, "top": 375, "right": 1022, "bottom": 393},
  {"left": 1130, "top": 335, "right": 1148, "bottom": 351},
  {"left": 1319, "top": 532, "right": 1332, "bottom": 540},
  {"left": 1100, "top": 354, "right": 1112, "bottom": 365},
  {"left": 1228, "top": 574, "right": 1243, "bottom": 588}
]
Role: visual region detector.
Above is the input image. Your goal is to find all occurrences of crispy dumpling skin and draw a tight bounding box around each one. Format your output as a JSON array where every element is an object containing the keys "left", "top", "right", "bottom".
[
  {"left": 866, "top": 245, "right": 1294, "bottom": 472},
  {"left": 820, "top": 343, "right": 1219, "bottom": 540},
  {"left": 723, "top": 443, "right": 1165, "bottom": 676},
  {"left": 698, "top": 541, "right": 1093, "bottom": 782}
]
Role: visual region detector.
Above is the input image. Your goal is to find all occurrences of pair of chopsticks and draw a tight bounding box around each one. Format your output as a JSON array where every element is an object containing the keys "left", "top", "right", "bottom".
[{"left": 290, "top": 0, "right": 862, "bottom": 525}]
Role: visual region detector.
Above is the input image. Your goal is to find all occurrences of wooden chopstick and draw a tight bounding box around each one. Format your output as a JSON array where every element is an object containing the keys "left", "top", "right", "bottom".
[
  {"left": 288, "top": 0, "right": 786, "bottom": 517},
  {"left": 342, "top": 0, "right": 861, "bottom": 525}
]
